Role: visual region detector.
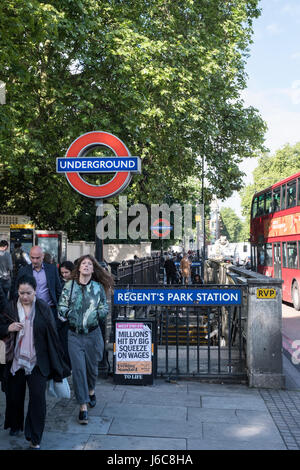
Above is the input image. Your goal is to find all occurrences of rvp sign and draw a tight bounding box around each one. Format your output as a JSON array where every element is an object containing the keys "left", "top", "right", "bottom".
[
  {"left": 57, "top": 131, "right": 141, "bottom": 199},
  {"left": 256, "top": 288, "right": 277, "bottom": 299}
]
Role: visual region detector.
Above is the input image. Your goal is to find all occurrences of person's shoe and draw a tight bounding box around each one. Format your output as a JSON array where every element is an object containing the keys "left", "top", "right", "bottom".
[
  {"left": 9, "top": 429, "right": 21, "bottom": 437},
  {"left": 88, "top": 393, "right": 96, "bottom": 408},
  {"left": 28, "top": 444, "right": 40, "bottom": 450},
  {"left": 78, "top": 410, "right": 88, "bottom": 425}
]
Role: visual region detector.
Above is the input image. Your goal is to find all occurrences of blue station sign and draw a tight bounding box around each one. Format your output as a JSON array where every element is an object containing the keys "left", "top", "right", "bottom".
[
  {"left": 114, "top": 288, "right": 242, "bottom": 306},
  {"left": 56, "top": 156, "right": 141, "bottom": 173}
]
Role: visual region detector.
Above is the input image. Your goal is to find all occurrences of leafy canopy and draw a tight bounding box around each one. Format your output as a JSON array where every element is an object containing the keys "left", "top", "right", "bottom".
[{"left": 0, "top": 0, "right": 266, "bottom": 240}]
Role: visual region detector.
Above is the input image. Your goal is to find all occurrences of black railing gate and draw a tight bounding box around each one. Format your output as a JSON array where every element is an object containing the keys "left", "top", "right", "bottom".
[{"left": 109, "top": 284, "right": 247, "bottom": 382}]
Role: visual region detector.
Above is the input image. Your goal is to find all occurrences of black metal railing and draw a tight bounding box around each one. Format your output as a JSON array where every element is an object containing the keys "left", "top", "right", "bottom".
[
  {"left": 109, "top": 284, "right": 247, "bottom": 381},
  {"left": 109, "top": 255, "right": 162, "bottom": 285}
]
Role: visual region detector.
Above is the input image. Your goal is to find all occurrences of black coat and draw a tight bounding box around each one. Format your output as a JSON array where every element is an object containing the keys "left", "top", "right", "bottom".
[
  {"left": 15, "top": 263, "right": 62, "bottom": 307},
  {"left": 0, "top": 286, "right": 70, "bottom": 381}
]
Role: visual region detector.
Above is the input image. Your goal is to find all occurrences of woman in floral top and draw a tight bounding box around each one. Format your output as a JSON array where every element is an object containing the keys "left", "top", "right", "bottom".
[{"left": 58, "top": 255, "right": 113, "bottom": 425}]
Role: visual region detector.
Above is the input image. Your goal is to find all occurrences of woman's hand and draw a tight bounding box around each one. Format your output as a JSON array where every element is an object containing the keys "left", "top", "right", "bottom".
[{"left": 8, "top": 322, "right": 23, "bottom": 333}]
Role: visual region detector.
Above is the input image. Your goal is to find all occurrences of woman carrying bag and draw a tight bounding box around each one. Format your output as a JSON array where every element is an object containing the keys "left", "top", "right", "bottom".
[
  {"left": 58, "top": 255, "right": 113, "bottom": 425},
  {"left": 0, "top": 274, "right": 70, "bottom": 449}
]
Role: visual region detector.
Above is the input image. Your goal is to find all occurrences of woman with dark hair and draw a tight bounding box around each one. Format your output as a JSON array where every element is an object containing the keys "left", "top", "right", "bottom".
[
  {"left": 58, "top": 255, "right": 113, "bottom": 425},
  {"left": 0, "top": 274, "right": 69, "bottom": 449},
  {"left": 59, "top": 261, "right": 74, "bottom": 286}
]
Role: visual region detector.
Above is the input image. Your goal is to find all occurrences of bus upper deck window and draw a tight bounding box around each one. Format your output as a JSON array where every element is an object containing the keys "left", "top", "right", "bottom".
[
  {"left": 281, "top": 185, "right": 286, "bottom": 210},
  {"left": 272, "top": 188, "right": 281, "bottom": 212},
  {"left": 252, "top": 197, "right": 258, "bottom": 218},
  {"left": 258, "top": 194, "right": 265, "bottom": 216},
  {"left": 287, "top": 180, "right": 296, "bottom": 208},
  {"left": 265, "top": 191, "right": 272, "bottom": 213}
]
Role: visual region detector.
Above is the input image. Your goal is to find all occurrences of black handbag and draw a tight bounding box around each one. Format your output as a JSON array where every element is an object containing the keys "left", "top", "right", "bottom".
[
  {"left": 3, "top": 333, "right": 15, "bottom": 362},
  {"left": 1, "top": 311, "right": 16, "bottom": 363}
]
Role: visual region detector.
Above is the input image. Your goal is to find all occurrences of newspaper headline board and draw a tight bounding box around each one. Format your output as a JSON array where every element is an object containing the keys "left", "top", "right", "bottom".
[{"left": 113, "top": 319, "right": 155, "bottom": 385}]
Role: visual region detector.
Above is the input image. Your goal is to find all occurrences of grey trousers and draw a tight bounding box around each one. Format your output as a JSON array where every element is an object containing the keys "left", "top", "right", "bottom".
[{"left": 68, "top": 327, "right": 104, "bottom": 405}]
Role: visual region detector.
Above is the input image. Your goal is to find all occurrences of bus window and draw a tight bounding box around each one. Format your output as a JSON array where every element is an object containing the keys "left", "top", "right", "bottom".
[
  {"left": 298, "top": 241, "right": 300, "bottom": 268},
  {"left": 265, "top": 243, "right": 273, "bottom": 266},
  {"left": 282, "top": 242, "right": 287, "bottom": 268},
  {"left": 272, "top": 187, "right": 281, "bottom": 212},
  {"left": 281, "top": 185, "right": 286, "bottom": 210},
  {"left": 287, "top": 180, "right": 296, "bottom": 208},
  {"left": 258, "top": 194, "right": 265, "bottom": 216},
  {"left": 265, "top": 191, "right": 272, "bottom": 213},
  {"left": 258, "top": 245, "right": 264, "bottom": 265},
  {"left": 287, "top": 241, "right": 297, "bottom": 269},
  {"left": 298, "top": 178, "right": 300, "bottom": 205},
  {"left": 251, "top": 196, "right": 258, "bottom": 218}
]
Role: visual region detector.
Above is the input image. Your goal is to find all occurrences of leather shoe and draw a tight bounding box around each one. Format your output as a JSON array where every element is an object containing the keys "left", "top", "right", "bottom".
[
  {"left": 89, "top": 393, "right": 96, "bottom": 408},
  {"left": 78, "top": 410, "right": 88, "bottom": 425}
]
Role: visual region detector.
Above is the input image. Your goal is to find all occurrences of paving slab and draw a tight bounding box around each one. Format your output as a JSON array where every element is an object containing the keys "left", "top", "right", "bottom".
[
  {"left": 187, "top": 407, "right": 239, "bottom": 424},
  {"left": 40, "top": 431, "right": 90, "bottom": 450},
  {"left": 102, "top": 403, "right": 187, "bottom": 421},
  {"left": 203, "top": 421, "right": 285, "bottom": 448},
  {"left": 84, "top": 434, "right": 187, "bottom": 450},
  {"left": 187, "top": 437, "right": 287, "bottom": 450},
  {"left": 201, "top": 394, "right": 267, "bottom": 410},
  {"left": 235, "top": 409, "right": 278, "bottom": 425},
  {"left": 187, "top": 382, "right": 260, "bottom": 396},
  {"left": 114, "top": 381, "right": 189, "bottom": 393},
  {"left": 121, "top": 390, "right": 201, "bottom": 407},
  {"left": 108, "top": 416, "right": 203, "bottom": 439},
  {"left": 45, "top": 415, "right": 112, "bottom": 435}
]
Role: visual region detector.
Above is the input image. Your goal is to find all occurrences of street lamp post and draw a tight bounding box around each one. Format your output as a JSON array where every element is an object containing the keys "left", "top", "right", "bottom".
[{"left": 201, "top": 153, "right": 205, "bottom": 280}]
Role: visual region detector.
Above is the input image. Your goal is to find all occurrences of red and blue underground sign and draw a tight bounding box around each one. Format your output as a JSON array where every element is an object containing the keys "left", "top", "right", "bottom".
[{"left": 57, "top": 131, "right": 141, "bottom": 198}]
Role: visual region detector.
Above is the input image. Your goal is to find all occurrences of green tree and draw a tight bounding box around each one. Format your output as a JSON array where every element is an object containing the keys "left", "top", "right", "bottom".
[
  {"left": 0, "top": 0, "right": 266, "bottom": 240},
  {"left": 219, "top": 207, "right": 244, "bottom": 242},
  {"left": 240, "top": 142, "right": 300, "bottom": 220}
]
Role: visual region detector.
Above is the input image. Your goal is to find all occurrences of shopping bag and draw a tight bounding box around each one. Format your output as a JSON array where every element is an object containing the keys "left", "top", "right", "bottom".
[{"left": 48, "top": 377, "right": 70, "bottom": 399}]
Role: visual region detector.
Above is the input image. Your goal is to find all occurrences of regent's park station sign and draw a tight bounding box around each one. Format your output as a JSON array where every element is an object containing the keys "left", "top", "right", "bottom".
[{"left": 114, "top": 288, "right": 242, "bottom": 306}]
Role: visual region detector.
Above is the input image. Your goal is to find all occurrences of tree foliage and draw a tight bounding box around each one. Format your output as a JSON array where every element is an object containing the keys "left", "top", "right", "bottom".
[
  {"left": 240, "top": 142, "right": 300, "bottom": 218},
  {"left": 0, "top": 0, "right": 266, "bottom": 240},
  {"left": 220, "top": 207, "right": 244, "bottom": 243}
]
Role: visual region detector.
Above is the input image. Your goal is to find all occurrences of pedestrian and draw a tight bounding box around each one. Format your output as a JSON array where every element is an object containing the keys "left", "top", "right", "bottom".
[
  {"left": 57, "top": 254, "right": 114, "bottom": 425},
  {"left": 43, "top": 252, "right": 53, "bottom": 264},
  {"left": 193, "top": 274, "right": 203, "bottom": 285},
  {"left": 11, "top": 241, "right": 31, "bottom": 277},
  {"left": 15, "top": 246, "right": 62, "bottom": 325},
  {"left": 164, "top": 255, "right": 178, "bottom": 284},
  {"left": 59, "top": 261, "right": 74, "bottom": 287},
  {"left": 0, "top": 240, "right": 13, "bottom": 299},
  {"left": 180, "top": 253, "right": 191, "bottom": 285},
  {"left": 58, "top": 260, "right": 75, "bottom": 369},
  {"left": 0, "top": 275, "right": 70, "bottom": 449}
]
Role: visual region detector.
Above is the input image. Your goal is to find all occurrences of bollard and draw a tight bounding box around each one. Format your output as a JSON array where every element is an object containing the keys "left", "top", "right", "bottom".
[{"left": 246, "top": 277, "right": 285, "bottom": 389}]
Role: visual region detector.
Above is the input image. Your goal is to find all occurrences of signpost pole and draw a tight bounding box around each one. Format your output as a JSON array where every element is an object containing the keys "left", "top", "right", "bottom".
[{"left": 95, "top": 199, "right": 104, "bottom": 265}]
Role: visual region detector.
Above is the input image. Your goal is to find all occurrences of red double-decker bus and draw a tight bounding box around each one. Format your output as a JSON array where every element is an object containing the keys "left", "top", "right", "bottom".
[{"left": 250, "top": 171, "right": 300, "bottom": 310}]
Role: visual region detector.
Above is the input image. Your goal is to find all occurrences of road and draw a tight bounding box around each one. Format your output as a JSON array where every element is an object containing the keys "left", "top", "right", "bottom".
[{"left": 282, "top": 302, "right": 300, "bottom": 390}]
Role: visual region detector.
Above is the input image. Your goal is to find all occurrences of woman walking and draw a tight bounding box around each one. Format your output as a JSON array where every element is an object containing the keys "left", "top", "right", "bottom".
[
  {"left": 58, "top": 255, "right": 113, "bottom": 425},
  {"left": 0, "top": 275, "right": 69, "bottom": 449}
]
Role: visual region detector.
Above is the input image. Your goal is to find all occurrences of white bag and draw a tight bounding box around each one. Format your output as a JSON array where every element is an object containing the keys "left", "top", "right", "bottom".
[{"left": 48, "top": 378, "right": 71, "bottom": 399}]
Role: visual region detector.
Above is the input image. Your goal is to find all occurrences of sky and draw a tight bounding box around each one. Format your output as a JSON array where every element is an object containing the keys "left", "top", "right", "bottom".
[{"left": 219, "top": 0, "right": 300, "bottom": 218}]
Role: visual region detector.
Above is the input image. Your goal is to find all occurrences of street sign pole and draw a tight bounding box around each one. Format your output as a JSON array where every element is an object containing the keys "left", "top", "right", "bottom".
[{"left": 95, "top": 199, "right": 104, "bottom": 265}]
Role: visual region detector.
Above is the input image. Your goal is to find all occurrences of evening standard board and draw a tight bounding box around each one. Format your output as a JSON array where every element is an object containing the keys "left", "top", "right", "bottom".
[{"left": 113, "top": 320, "right": 155, "bottom": 385}]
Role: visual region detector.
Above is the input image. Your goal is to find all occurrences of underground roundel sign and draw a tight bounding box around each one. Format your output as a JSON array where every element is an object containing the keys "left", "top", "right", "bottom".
[{"left": 56, "top": 131, "right": 141, "bottom": 199}]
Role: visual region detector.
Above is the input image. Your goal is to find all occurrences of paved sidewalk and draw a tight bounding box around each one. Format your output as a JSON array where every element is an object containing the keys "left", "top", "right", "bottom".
[{"left": 0, "top": 374, "right": 293, "bottom": 451}]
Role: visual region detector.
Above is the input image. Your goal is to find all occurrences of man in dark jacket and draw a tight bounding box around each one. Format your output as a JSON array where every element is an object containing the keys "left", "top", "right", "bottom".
[
  {"left": 15, "top": 246, "right": 62, "bottom": 324},
  {"left": 164, "top": 255, "right": 178, "bottom": 284}
]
